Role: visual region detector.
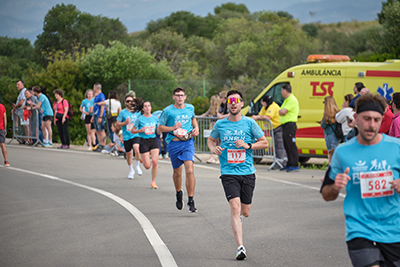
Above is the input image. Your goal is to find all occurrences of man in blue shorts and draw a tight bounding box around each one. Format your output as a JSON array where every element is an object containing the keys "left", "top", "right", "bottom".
[
  {"left": 321, "top": 94, "right": 400, "bottom": 267},
  {"left": 91, "top": 82, "right": 107, "bottom": 152},
  {"left": 159, "top": 87, "right": 199, "bottom": 212},
  {"left": 116, "top": 94, "right": 142, "bottom": 179},
  {"left": 207, "top": 90, "right": 268, "bottom": 260}
]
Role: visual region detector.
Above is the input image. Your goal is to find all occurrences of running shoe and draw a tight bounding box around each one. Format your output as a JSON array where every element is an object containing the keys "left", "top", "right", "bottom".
[
  {"left": 151, "top": 182, "right": 158, "bottom": 189},
  {"left": 4, "top": 161, "right": 10, "bottom": 167},
  {"left": 63, "top": 145, "right": 70, "bottom": 149},
  {"left": 90, "top": 145, "right": 98, "bottom": 151},
  {"left": 101, "top": 149, "right": 109, "bottom": 154},
  {"left": 187, "top": 200, "right": 197, "bottom": 213},
  {"left": 287, "top": 166, "right": 300, "bottom": 172},
  {"left": 176, "top": 190, "right": 183, "bottom": 210},
  {"left": 128, "top": 170, "right": 135, "bottom": 179},
  {"left": 58, "top": 145, "right": 65, "bottom": 149},
  {"left": 48, "top": 143, "right": 53, "bottom": 147},
  {"left": 236, "top": 246, "right": 247, "bottom": 260},
  {"left": 135, "top": 165, "right": 143, "bottom": 175},
  {"left": 163, "top": 153, "right": 169, "bottom": 159},
  {"left": 93, "top": 145, "right": 103, "bottom": 152},
  {"left": 158, "top": 154, "right": 163, "bottom": 160}
]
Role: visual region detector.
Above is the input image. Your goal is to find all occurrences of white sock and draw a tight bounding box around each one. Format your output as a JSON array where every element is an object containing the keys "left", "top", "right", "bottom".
[
  {"left": 129, "top": 164, "right": 134, "bottom": 172},
  {"left": 135, "top": 160, "right": 140, "bottom": 167}
]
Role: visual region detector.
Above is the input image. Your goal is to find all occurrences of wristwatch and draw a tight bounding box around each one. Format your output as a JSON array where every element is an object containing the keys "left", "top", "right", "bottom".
[{"left": 247, "top": 143, "right": 252, "bottom": 149}]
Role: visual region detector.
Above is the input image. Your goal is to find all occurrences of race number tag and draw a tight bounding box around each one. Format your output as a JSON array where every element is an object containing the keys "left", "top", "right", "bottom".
[
  {"left": 144, "top": 126, "right": 155, "bottom": 135},
  {"left": 227, "top": 149, "right": 246, "bottom": 163},
  {"left": 360, "top": 170, "right": 394, "bottom": 198},
  {"left": 174, "top": 128, "right": 187, "bottom": 137},
  {"left": 127, "top": 123, "right": 134, "bottom": 131}
]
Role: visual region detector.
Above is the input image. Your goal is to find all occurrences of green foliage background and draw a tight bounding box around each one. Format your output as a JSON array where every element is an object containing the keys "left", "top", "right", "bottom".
[{"left": 0, "top": 1, "right": 399, "bottom": 144}]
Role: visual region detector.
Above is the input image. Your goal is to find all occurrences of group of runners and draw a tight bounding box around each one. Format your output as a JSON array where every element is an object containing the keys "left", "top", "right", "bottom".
[{"left": 118, "top": 85, "right": 400, "bottom": 264}]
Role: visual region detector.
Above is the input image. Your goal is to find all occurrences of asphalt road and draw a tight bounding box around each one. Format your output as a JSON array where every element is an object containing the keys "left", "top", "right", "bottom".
[{"left": 0, "top": 144, "right": 351, "bottom": 267}]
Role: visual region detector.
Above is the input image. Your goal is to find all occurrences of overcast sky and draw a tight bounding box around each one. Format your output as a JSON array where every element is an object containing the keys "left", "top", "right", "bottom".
[{"left": 0, "top": 0, "right": 382, "bottom": 42}]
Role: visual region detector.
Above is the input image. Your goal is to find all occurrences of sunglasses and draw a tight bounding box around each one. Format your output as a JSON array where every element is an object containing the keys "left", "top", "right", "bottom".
[
  {"left": 125, "top": 100, "right": 133, "bottom": 103},
  {"left": 227, "top": 97, "right": 242, "bottom": 104}
]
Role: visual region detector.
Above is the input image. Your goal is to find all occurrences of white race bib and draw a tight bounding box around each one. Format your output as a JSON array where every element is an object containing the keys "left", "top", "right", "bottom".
[
  {"left": 144, "top": 126, "right": 155, "bottom": 135},
  {"left": 360, "top": 170, "right": 394, "bottom": 198},
  {"left": 174, "top": 128, "right": 187, "bottom": 137},
  {"left": 227, "top": 149, "right": 246, "bottom": 163},
  {"left": 127, "top": 123, "right": 134, "bottom": 131}
]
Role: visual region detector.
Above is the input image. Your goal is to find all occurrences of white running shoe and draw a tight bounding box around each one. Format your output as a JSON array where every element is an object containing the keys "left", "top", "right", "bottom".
[
  {"left": 135, "top": 165, "right": 143, "bottom": 175},
  {"left": 128, "top": 170, "right": 134, "bottom": 179},
  {"left": 159, "top": 154, "right": 163, "bottom": 160},
  {"left": 236, "top": 245, "right": 247, "bottom": 260}
]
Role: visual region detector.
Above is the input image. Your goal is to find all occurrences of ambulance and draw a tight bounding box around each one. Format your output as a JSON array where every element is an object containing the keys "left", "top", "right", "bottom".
[{"left": 243, "top": 55, "right": 400, "bottom": 162}]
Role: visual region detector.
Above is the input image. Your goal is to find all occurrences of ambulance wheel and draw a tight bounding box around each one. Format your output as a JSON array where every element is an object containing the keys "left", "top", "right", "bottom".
[
  {"left": 299, "top": 157, "right": 310, "bottom": 164},
  {"left": 254, "top": 158, "right": 262, "bottom": 164}
]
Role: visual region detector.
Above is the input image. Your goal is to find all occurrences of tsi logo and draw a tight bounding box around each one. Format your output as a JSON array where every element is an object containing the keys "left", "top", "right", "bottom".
[{"left": 311, "top": 82, "right": 334, "bottom": 96}]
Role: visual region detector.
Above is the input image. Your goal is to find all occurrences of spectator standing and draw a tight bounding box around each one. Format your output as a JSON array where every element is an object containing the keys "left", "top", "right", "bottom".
[
  {"left": 33, "top": 86, "right": 54, "bottom": 147},
  {"left": 0, "top": 100, "right": 9, "bottom": 167},
  {"left": 201, "top": 94, "right": 221, "bottom": 164},
  {"left": 320, "top": 96, "right": 341, "bottom": 151},
  {"left": 91, "top": 83, "right": 107, "bottom": 152},
  {"left": 23, "top": 88, "right": 40, "bottom": 145},
  {"left": 335, "top": 94, "right": 355, "bottom": 141},
  {"left": 98, "top": 90, "right": 121, "bottom": 142},
  {"left": 389, "top": 92, "right": 400, "bottom": 138},
  {"left": 349, "top": 82, "right": 365, "bottom": 109},
  {"left": 252, "top": 95, "right": 287, "bottom": 169},
  {"left": 207, "top": 90, "right": 268, "bottom": 260},
  {"left": 80, "top": 89, "right": 96, "bottom": 150},
  {"left": 11, "top": 80, "right": 27, "bottom": 143},
  {"left": 116, "top": 94, "right": 143, "bottom": 179},
  {"left": 152, "top": 110, "right": 169, "bottom": 159},
  {"left": 131, "top": 99, "right": 160, "bottom": 189},
  {"left": 53, "top": 89, "right": 70, "bottom": 149},
  {"left": 279, "top": 84, "right": 300, "bottom": 172},
  {"left": 218, "top": 91, "right": 229, "bottom": 119},
  {"left": 321, "top": 94, "right": 400, "bottom": 267},
  {"left": 31, "top": 86, "right": 49, "bottom": 145},
  {"left": 159, "top": 87, "right": 199, "bottom": 212},
  {"left": 379, "top": 99, "right": 394, "bottom": 135}
]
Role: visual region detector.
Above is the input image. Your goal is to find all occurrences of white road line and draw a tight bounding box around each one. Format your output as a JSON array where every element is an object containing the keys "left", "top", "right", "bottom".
[{"left": 0, "top": 166, "right": 178, "bottom": 267}]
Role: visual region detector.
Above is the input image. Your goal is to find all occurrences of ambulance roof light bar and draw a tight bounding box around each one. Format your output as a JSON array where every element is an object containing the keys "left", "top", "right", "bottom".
[{"left": 307, "top": 54, "right": 350, "bottom": 63}]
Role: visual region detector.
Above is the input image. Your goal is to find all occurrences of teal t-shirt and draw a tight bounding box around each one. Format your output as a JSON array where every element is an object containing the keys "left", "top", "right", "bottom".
[
  {"left": 159, "top": 104, "right": 195, "bottom": 143},
  {"left": 39, "top": 94, "right": 54, "bottom": 116},
  {"left": 210, "top": 116, "right": 265, "bottom": 175},
  {"left": 117, "top": 109, "right": 140, "bottom": 141},
  {"left": 329, "top": 134, "right": 400, "bottom": 243},
  {"left": 81, "top": 98, "right": 94, "bottom": 115},
  {"left": 134, "top": 114, "right": 158, "bottom": 139}
]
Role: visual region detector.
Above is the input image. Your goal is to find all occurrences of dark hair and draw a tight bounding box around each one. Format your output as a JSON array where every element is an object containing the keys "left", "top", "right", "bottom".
[
  {"left": 173, "top": 87, "right": 185, "bottom": 94},
  {"left": 125, "top": 94, "right": 134, "bottom": 101},
  {"left": 227, "top": 90, "right": 243, "bottom": 99},
  {"left": 132, "top": 98, "right": 144, "bottom": 114},
  {"left": 355, "top": 82, "right": 364, "bottom": 93},
  {"left": 109, "top": 90, "right": 119, "bottom": 100},
  {"left": 16, "top": 79, "right": 24, "bottom": 85},
  {"left": 27, "top": 86, "right": 33, "bottom": 91},
  {"left": 392, "top": 93, "right": 400, "bottom": 109},
  {"left": 32, "top": 85, "right": 41, "bottom": 93},
  {"left": 53, "top": 89, "right": 64, "bottom": 97},
  {"left": 344, "top": 94, "right": 354, "bottom": 102},
  {"left": 282, "top": 84, "right": 292, "bottom": 93},
  {"left": 356, "top": 94, "right": 386, "bottom": 113}
]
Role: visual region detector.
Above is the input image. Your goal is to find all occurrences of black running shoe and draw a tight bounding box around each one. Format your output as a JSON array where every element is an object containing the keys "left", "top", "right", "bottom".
[
  {"left": 187, "top": 200, "right": 197, "bottom": 213},
  {"left": 176, "top": 190, "right": 183, "bottom": 210}
]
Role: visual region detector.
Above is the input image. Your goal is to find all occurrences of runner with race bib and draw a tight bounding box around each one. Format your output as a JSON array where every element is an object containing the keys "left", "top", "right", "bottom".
[
  {"left": 321, "top": 94, "right": 400, "bottom": 267},
  {"left": 207, "top": 90, "right": 268, "bottom": 261}
]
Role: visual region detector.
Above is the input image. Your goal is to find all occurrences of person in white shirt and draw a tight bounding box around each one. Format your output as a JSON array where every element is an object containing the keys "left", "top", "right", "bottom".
[{"left": 335, "top": 94, "right": 355, "bottom": 141}]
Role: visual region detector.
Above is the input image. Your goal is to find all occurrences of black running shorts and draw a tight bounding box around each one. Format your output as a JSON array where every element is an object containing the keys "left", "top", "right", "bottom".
[
  {"left": 139, "top": 137, "right": 158, "bottom": 154},
  {"left": 124, "top": 137, "right": 140, "bottom": 153},
  {"left": 220, "top": 174, "right": 256, "bottom": 205},
  {"left": 347, "top": 238, "right": 400, "bottom": 267}
]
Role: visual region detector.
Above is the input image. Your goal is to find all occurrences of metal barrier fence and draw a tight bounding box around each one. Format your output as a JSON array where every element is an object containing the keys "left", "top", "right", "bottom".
[
  {"left": 8, "top": 110, "right": 43, "bottom": 147},
  {"left": 194, "top": 116, "right": 284, "bottom": 170}
]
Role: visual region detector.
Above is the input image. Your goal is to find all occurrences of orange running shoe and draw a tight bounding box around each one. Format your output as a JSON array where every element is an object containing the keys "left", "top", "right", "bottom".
[{"left": 151, "top": 182, "right": 158, "bottom": 189}]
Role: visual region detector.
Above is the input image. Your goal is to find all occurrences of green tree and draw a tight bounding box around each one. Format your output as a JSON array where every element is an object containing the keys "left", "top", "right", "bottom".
[
  {"left": 381, "top": 1, "right": 400, "bottom": 56},
  {"left": 214, "top": 2, "right": 250, "bottom": 14},
  {"left": 378, "top": 0, "right": 399, "bottom": 24},
  {"left": 35, "top": 4, "right": 128, "bottom": 65},
  {"left": 302, "top": 23, "right": 319, "bottom": 38}
]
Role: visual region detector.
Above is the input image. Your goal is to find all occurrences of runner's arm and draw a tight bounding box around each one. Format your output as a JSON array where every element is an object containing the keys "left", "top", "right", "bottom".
[
  {"left": 191, "top": 117, "right": 199, "bottom": 136},
  {"left": 207, "top": 136, "right": 223, "bottom": 155},
  {"left": 321, "top": 167, "right": 350, "bottom": 201}
]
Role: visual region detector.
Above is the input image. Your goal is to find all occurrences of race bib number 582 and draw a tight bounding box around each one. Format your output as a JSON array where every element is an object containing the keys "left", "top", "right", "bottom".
[{"left": 360, "top": 170, "right": 394, "bottom": 198}]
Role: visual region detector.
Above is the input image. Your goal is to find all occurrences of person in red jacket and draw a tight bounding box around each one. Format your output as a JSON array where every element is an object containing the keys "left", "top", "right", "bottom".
[{"left": 379, "top": 99, "right": 394, "bottom": 135}]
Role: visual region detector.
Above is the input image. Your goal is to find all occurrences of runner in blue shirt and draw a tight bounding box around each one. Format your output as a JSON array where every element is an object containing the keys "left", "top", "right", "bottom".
[
  {"left": 116, "top": 93, "right": 142, "bottom": 179},
  {"left": 159, "top": 87, "right": 199, "bottom": 212},
  {"left": 207, "top": 90, "right": 268, "bottom": 261},
  {"left": 131, "top": 99, "right": 159, "bottom": 189},
  {"left": 321, "top": 94, "right": 400, "bottom": 267},
  {"left": 80, "top": 89, "right": 96, "bottom": 150}
]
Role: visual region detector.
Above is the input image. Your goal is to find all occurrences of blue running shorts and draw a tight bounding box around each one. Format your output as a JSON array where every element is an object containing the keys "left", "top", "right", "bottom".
[{"left": 167, "top": 138, "right": 195, "bottom": 169}]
